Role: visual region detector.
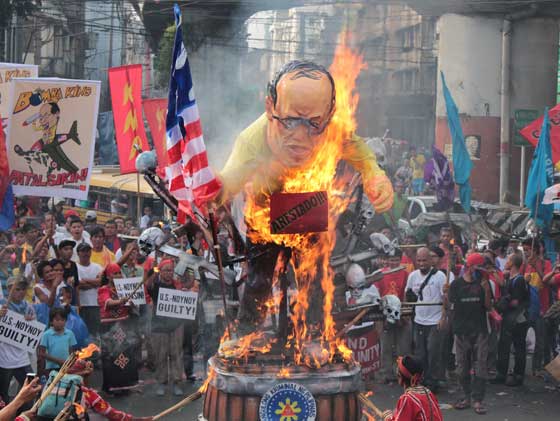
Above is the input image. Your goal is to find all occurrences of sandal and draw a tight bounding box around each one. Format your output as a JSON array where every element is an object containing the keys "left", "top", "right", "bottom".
[
  {"left": 473, "top": 401, "right": 487, "bottom": 415},
  {"left": 453, "top": 398, "right": 471, "bottom": 410}
]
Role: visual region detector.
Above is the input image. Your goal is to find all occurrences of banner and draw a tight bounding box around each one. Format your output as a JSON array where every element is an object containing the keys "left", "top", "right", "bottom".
[
  {"left": 0, "top": 309, "right": 46, "bottom": 352},
  {"left": 143, "top": 98, "right": 168, "bottom": 173},
  {"left": 0, "top": 63, "right": 38, "bottom": 129},
  {"left": 345, "top": 325, "right": 380, "bottom": 375},
  {"left": 108, "top": 64, "right": 150, "bottom": 174},
  {"left": 270, "top": 191, "right": 328, "bottom": 234},
  {"left": 114, "top": 277, "right": 146, "bottom": 306},
  {"left": 6, "top": 78, "right": 100, "bottom": 200},
  {"left": 520, "top": 104, "right": 560, "bottom": 165},
  {"left": 155, "top": 287, "right": 198, "bottom": 320}
]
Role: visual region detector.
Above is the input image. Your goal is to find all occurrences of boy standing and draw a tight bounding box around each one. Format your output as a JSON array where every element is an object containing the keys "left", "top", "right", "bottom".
[{"left": 38, "top": 308, "right": 78, "bottom": 372}]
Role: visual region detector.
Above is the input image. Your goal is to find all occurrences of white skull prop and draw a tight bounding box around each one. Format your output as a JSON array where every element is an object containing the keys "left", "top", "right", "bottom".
[
  {"left": 138, "top": 227, "right": 165, "bottom": 256},
  {"left": 382, "top": 294, "right": 401, "bottom": 323},
  {"left": 345, "top": 264, "right": 381, "bottom": 306},
  {"left": 369, "top": 233, "right": 397, "bottom": 256}
]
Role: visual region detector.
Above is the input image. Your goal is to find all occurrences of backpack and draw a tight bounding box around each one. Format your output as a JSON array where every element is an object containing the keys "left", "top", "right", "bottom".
[
  {"left": 527, "top": 284, "right": 541, "bottom": 322},
  {"left": 37, "top": 371, "right": 83, "bottom": 419}
]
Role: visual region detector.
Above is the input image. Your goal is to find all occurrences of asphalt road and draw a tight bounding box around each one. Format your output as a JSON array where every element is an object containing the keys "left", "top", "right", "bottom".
[{"left": 88, "top": 364, "right": 560, "bottom": 420}]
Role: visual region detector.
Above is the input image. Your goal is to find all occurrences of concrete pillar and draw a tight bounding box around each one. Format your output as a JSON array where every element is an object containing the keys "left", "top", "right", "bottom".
[{"left": 435, "top": 14, "right": 558, "bottom": 204}]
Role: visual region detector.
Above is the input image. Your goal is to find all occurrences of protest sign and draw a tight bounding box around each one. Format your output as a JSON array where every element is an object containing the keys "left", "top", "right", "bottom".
[
  {"left": 0, "top": 309, "right": 46, "bottom": 353},
  {"left": 345, "top": 325, "right": 380, "bottom": 375},
  {"left": 5, "top": 78, "right": 100, "bottom": 200},
  {"left": 0, "top": 63, "right": 38, "bottom": 127},
  {"left": 155, "top": 287, "right": 198, "bottom": 320},
  {"left": 114, "top": 277, "right": 146, "bottom": 306}
]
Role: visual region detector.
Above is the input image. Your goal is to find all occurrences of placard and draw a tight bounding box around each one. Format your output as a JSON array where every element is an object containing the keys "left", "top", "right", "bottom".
[
  {"left": 270, "top": 191, "right": 328, "bottom": 234},
  {"left": 155, "top": 287, "right": 198, "bottom": 320},
  {"left": 114, "top": 277, "right": 146, "bottom": 306},
  {"left": 0, "top": 309, "right": 46, "bottom": 352},
  {"left": 0, "top": 63, "right": 38, "bottom": 126},
  {"left": 345, "top": 325, "right": 380, "bottom": 374},
  {"left": 6, "top": 77, "right": 100, "bottom": 200}
]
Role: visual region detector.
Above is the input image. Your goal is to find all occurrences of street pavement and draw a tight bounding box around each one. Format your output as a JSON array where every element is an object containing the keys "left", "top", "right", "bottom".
[{"left": 87, "top": 364, "right": 560, "bottom": 420}]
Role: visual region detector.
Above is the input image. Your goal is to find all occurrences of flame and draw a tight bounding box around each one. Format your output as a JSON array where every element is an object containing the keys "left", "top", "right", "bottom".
[
  {"left": 73, "top": 403, "right": 85, "bottom": 415},
  {"left": 244, "top": 33, "right": 365, "bottom": 364},
  {"left": 21, "top": 244, "right": 27, "bottom": 265},
  {"left": 219, "top": 331, "right": 274, "bottom": 362},
  {"left": 153, "top": 267, "right": 160, "bottom": 273},
  {"left": 198, "top": 366, "right": 216, "bottom": 394},
  {"left": 77, "top": 343, "right": 100, "bottom": 359},
  {"left": 277, "top": 366, "right": 291, "bottom": 378}
]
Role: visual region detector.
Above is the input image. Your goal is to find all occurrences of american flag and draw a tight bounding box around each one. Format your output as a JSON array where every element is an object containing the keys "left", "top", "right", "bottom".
[{"left": 165, "top": 4, "right": 221, "bottom": 222}]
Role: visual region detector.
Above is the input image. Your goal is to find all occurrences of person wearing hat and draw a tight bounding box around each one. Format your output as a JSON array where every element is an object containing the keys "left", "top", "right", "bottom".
[
  {"left": 57, "top": 239, "right": 80, "bottom": 306},
  {"left": 381, "top": 355, "right": 443, "bottom": 421},
  {"left": 0, "top": 276, "right": 36, "bottom": 405},
  {"left": 84, "top": 210, "right": 98, "bottom": 234},
  {"left": 145, "top": 259, "right": 185, "bottom": 396},
  {"left": 449, "top": 253, "right": 492, "bottom": 415}
]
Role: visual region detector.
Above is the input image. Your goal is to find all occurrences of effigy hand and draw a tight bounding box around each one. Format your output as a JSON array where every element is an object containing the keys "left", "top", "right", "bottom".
[{"left": 364, "top": 175, "right": 394, "bottom": 213}]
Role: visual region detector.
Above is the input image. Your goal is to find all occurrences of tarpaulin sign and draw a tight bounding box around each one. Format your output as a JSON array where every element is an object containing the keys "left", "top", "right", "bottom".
[
  {"left": 0, "top": 63, "right": 38, "bottom": 129},
  {"left": 0, "top": 309, "right": 46, "bottom": 353},
  {"left": 114, "top": 277, "right": 146, "bottom": 306},
  {"left": 345, "top": 324, "right": 380, "bottom": 375},
  {"left": 270, "top": 191, "right": 328, "bottom": 234},
  {"left": 6, "top": 78, "right": 100, "bottom": 200},
  {"left": 156, "top": 287, "right": 198, "bottom": 320}
]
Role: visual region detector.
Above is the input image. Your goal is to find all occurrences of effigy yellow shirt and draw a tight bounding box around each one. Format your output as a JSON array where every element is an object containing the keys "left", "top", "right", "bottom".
[{"left": 220, "top": 113, "right": 387, "bottom": 201}]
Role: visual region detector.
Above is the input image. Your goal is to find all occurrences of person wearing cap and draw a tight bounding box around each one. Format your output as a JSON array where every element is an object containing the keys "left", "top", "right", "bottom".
[
  {"left": 0, "top": 277, "right": 36, "bottom": 405},
  {"left": 97, "top": 263, "right": 140, "bottom": 395},
  {"left": 381, "top": 355, "right": 443, "bottom": 421},
  {"left": 449, "top": 253, "right": 492, "bottom": 415},
  {"left": 145, "top": 259, "right": 185, "bottom": 396},
  {"left": 55, "top": 239, "right": 80, "bottom": 306},
  {"left": 76, "top": 242, "right": 103, "bottom": 340},
  {"left": 84, "top": 210, "right": 98, "bottom": 234}
]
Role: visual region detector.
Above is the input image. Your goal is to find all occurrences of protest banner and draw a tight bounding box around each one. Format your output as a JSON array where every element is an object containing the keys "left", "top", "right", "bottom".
[
  {"left": 345, "top": 324, "right": 380, "bottom": 375},
  {"left": 155, "top": 287, "right": 198, "bottom": 320},
  {"left": 109, "top": 64, "right": 150, "bottom": 174},
  {"left": 5, "top": 78, "right": 100, "bottom": 200},
  {"left": 0, "top": 309, "right": 46, "bottom": 353},
  {"left": 114, "top": 277, "right": 146, "bottom": 306},
  {"left": 0, "top": 63, "right": 38, "bottom": 128}
]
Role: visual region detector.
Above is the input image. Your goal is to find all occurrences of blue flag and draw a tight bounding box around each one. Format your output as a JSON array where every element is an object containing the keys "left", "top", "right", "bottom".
[
  {"left": 441, "top": 72, "right": 473, "bottom": 213},
  {"left": 0, "top": 184, "right": 14, "bottom": 231},
  {"left": 525, "top": 107, "right": 554, "bottom": 228}
]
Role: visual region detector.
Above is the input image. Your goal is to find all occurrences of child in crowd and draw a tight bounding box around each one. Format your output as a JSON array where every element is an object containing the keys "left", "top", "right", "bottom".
[{"left": 38, "top": 307, "right": 78, "bottom": 374}]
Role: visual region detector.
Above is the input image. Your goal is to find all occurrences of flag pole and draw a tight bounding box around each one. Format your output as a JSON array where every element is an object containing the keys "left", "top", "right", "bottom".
[{"left": 136, "top": 172, "right": 141, "bottom": 224}]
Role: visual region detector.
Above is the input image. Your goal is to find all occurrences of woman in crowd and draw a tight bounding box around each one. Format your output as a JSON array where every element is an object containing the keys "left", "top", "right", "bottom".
[
  {"left": 34, "top": 261, "right": 59, "bottom": 309},
  {"left": 97, "top": 263, "right": 140, "bottom": 395}
]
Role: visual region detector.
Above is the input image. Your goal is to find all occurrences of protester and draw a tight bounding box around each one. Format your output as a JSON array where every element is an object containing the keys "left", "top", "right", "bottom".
[
  {"left": 0, "top": 377, "right": 41, "bottom": 421},
  {"left": 438, "top": 226, "right": 463, "bottom": 273},
  {"left": 38, "top": 307, "right": 78, "bottom": 374},
  {"left": 450, "top": 253, "right": 492, "bottom": 415},
  {"left": 492, "top": 253, "right": 530, "bottom": 386},
  {"left": 405, "top": 247, "right": 446, "bottom": 391},
  {"left": 0, "top": 277, "right": 36, "bottom": 404},
  {"left": 34, "top": 260, "right": 59, "bottom": 308},
  {"left": 98, "top": 263, "right": 140, "bottom": 395},
  {"left": 381, "top": 355, "right": 443, "bottom": 421},
  {"left": 179, "top": 267, "right": 199, "bottom": 382},
  {"left": 146, "top": 259, "right": 185, "bottom": 396},
  {"left": 84, "top": 210, "right": 97, "bottom": 233},
  {"left": 90, "top": 226, "right": 116, "bottom": 268},
  {"left": 382, "top": 181, "right": 408, "bottom": 229},
  {"left": 104, "top": 219, "right": 121, "bottom": 253},
  {"left": 140, "top": 206, "right": 152, "bottom": 229},
  {"left": 409, "top": 146, "right": 426, "bottom": 195},
  {"left": 76, "top": 243, "right": 102, "bottom": 340}
]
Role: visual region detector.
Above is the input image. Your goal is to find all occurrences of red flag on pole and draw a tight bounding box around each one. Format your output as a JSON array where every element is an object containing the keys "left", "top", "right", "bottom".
[
  {"left": 143, "top": 98, "right": 168, "bottom": 176},
  {"left": 520, "top": 104, "right": 560, "bottom": 165},
  {"left": 108, "top": 64, "right": 150, "bottom": 174}
]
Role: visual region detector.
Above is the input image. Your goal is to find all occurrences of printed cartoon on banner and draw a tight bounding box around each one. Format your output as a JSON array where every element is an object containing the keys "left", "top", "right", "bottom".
[
  {"left": 0, "top": 63, "right": 38, "bottom": 128},
  {"left": 5, "top": 78, "right": 100, "bottom": 200}
]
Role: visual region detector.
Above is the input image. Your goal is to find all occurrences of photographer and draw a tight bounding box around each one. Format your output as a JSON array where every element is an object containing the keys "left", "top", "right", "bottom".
[{"left": 491, "top": 253, "right": 529, "bottom": 387}]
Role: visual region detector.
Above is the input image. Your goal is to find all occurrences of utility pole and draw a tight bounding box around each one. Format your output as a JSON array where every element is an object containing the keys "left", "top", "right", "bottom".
[{"left": 106, "top": 0, "right": 114, "bottom": 111}]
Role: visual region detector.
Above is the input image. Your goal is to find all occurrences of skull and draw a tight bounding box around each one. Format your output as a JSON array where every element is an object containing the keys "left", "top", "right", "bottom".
[
  {"left": 345, "top": 263, "right": 367, "bottom": 289},
  {"left": 137, "top": 227, "right": 165, "bottom": 256},
  {"left": 370, "top": 232, "right": 396, "bottom": 256},
  {"left": 382, "top": 294, "right": 401, "bottom": 324},
  {"left": 345, "top": 263, "right": 382, "bottom": 306}
]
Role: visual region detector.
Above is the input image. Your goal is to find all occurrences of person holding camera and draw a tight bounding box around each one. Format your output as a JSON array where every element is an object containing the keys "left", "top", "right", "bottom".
[{"left": 492, "top": 253, "right": 530, "bottom": 387}]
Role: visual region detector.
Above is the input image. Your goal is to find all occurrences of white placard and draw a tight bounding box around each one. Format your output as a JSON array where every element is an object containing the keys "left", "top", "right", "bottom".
[
  {"left": 0, "top": 309, "right": 46, "bottom": 352},
  {"left": 114, "top": 277, "right": 146, "bottom": 306},
  {"left": 155, "top": 287, "right": 198, "bottom": 320}
]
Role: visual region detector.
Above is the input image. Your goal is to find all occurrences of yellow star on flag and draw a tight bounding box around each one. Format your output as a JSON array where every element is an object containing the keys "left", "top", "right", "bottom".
[{"left": 122, "top": 83, "right": 134, "bottom": 105}]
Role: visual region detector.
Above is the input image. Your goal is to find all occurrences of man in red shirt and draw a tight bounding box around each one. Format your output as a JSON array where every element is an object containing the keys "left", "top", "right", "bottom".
[
  {"left": 378, "top": 249, "right": 411, "bottom": 383},
  {"left": 522, "top": 238, "right": 552, "bottom": 373}
]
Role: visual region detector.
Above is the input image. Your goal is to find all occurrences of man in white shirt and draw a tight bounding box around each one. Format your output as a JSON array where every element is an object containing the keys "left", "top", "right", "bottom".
[
  {"left": 139, "top": 206, "right": 152, "bottom": 229},
  {"left": 58, "top": 217, "right": 92, "bottom": 261},
  {"left": 76, "top": 243, "right": 102, "bottom": 340},
  {"left": 405, "top": 247, "right": 447, "bottom": 391}
]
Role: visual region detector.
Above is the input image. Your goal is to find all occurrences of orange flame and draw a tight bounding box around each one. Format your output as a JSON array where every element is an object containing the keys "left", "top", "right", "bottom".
[
  {"left": 198, "top": 366, "right": 216, "bottom": 394},
  {"left": 277, "top": 366, "right": 291, "bottom": 378},
  {"left": 219, "top": 331, "right": 274, "bottom": 362},
  {"left": 77, "top": 343, "right": 100, "bottom": 359},
  {"left": 73, "top": 403, "right": 85, "bottom": 415},
  {"left": 244, "top": 33, "right": 366, "bottom": 364}
]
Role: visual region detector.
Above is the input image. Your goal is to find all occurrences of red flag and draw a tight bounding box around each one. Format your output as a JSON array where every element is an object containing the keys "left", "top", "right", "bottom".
[
  {"left": 0, "top": 113, "right": 9, "bottom": 202},
  {"left": 143, "top": 98, "right": 168, "bottom": 176},
  {"left": 520, "top": 104, "right": 560, "bottom": 164},
  {"left": 108, "top": 64, "right": 150, "bottom": 174}
]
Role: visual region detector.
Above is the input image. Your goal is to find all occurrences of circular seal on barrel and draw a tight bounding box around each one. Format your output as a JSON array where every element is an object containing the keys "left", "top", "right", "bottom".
[{"left": 259, "top": 382, "right": 317, "bottom": 421}]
